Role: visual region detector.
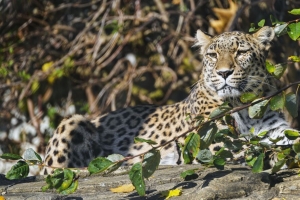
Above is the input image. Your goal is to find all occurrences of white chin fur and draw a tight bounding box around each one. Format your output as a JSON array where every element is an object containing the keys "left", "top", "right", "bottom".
[{"left": 217, "top": 88, "right": 241, "bottom": 98}]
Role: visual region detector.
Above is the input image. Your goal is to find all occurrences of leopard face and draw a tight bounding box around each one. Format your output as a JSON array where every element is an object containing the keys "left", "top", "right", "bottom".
[{"left": 195, "top": 27, "right": 275, "bottom": 99}]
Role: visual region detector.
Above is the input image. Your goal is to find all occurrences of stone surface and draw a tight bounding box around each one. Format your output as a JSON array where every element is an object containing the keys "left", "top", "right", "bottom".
[{"left": 1, "top": 164, "right": 300, "bottom": 200}]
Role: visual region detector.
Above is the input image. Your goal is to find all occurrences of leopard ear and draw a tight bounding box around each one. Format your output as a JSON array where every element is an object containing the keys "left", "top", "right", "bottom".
[
  {"left": 253, "top": 26, "right": 275, "bottom": 50},
  {"left": 194, "top": 30, "right": 212, "bottom": 54}
]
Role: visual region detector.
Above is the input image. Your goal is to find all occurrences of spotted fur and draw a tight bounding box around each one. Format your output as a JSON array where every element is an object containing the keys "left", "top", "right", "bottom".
[{"left": 43, "top": 27, "right": 297, "bottom": 175}]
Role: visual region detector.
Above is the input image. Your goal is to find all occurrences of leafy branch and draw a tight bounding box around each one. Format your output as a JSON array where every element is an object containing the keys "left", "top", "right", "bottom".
[
  {"left": 1, "top": 78, "right": 299, "bottom": 196},
  {"left": 87, "top": 80, "right": 300, "bottom": 196},
  {"left": 96, "top": 81, "right": 300, "bottom": 167}
]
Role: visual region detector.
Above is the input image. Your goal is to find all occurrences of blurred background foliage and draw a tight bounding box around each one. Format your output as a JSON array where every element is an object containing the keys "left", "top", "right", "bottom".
[{"left": 0, "top": 0, "right": 299, "bottom": 162}]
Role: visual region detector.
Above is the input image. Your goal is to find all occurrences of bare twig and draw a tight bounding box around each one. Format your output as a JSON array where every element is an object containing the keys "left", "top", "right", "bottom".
[
  {"left": 91, "top": 7, "right": 111, "bottom": 66},
  {"left": 154, "top": 0, "right": 169, "bottom": 23}
]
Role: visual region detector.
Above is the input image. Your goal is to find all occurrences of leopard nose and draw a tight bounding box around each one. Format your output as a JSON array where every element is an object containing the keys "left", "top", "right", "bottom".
[{"left": 216, "top": 69, "right": 234, "bottom": 79}]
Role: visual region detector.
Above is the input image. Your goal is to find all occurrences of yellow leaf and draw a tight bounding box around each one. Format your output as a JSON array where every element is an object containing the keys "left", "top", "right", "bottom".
[
  {"left": 42, "top": 61, "right": 56, "bottom": 84},
  {"left": 47, "top": 75, "right": 56, "bottom": 84},
  {"left": 210, "top": 0, "right": 238, "bottom": 33},
  {"left": 172, "top": 0, "right": 180, "bottom": 4},
  {"left": 42, "top": 62, "right": 54, "bottom": 72},
  {"left": 0, "top": 196, "right": 5, "bottom": 200},
  {"left": 31, "top": 80, "right": 40, "bottom": 94},
  {"left": 161, "top": 188, "right": 182, "bottom": 199},
  {"left": 110, "top": 183, "right": 135, "bottom": 193}
]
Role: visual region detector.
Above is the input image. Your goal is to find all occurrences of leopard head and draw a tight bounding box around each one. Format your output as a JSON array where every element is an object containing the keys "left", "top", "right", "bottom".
[{"left": 195, "top": 26, "right": 275, "bottom": 99}]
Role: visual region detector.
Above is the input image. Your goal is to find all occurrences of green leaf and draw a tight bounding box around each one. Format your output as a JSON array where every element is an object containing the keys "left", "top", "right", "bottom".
[
  {"left": 258, "top": 19, "right": 265, "bottom": 27},
  {"left": 260, "top": 142, "right": 273, "bottom": 149},
  {"left": 0, "top": 153, "right": 23, "bottom": 160},
  {"left": 106, "top": 154, "right": 124, "bottom": 173},
  {"left": 213, "top": 158, "right": 225, "bottom": 170},
  {"left": 134, "top": 137, "right": 157, "bottom": 145},
  {"left": 51, "top": 169, "right": 64, "bottom": 188},
  {"left": 185, "top": 113, "right": 191, "bottom": 121},
  {"left": 182, "top": 132, "right": 200, "bottom": 164},
  {"left": 284, "top": 129, "right": 300, "bottom": 140},
  {"left": 274, "top": 23, "right": 288, "bottom": 37},
  {"left": 129, "top": 163, "right": 145, "bottom": 196},
  {"left": 277, "top": 152, "right": 285, "bottom": 160},
  {"left": 250, "top": 137, "right": 260, "bottom": 145},
  {"left": 194, "top": 115, "right": 204, "bottom": 126},
  {"left": 180, "top": 169, "right": 197, "bottom": 179},
  {"left": 214, "top": 129, "right": 228, "bottom": 142},
  {"left": 270, "top": 93, "right": 285, "bottom": 111},
  {"left": 240, "top": 133, "right": 252, "bottom": 139},
  {"left": 5, "top": 161, "right": 29, "bottom": 180},
  {"left": 224, "top": 139, "right": 243, "bottom": 151},
  {"left": 257, "top": 131, "right": 268, "bottom": 138},
  {"left": 282, "top": 148, "right": 291, "bottom": 156},
  {"left": 42, "top": 169, "right": 74, "bottom": 193},
  {"left": 88, "top": 157, "right": 114, "bottom": 174},
  {"left": 287, "top": 22, "right": 300, "bottom": 41},
  {"left": 198, "top": 122, "right": 218, "bottom": 149},
  {"left": 288, "top": 56, "right": 300, "bottom": 62},
  {"left": 266, "top": 60, "right": 275, "bottom": 74},
  {"left": 23, "top": 148, "right": 42, "bottom": 162},
  {"left": 194, "top": 115, "right": 204, "bottom": 121},
  {"left": 240, "top": 92, "right": 257, "bottom": 103},
  {"left": 249, "top": 23, "right": 256, "bottom": 32},
  {"left": 57, "top": 169, "right": 74, "bottom": 193},
  {"left": 271, "top": 159, "right": 287, "bottom": 173},
  {"left": 266, "top": 61, "right": 287, "bottom": 79},
  {"left": 60, "top": 179, "right": 78, "bottom": 195},
  {"left": 246, "top": 155, "right": 257, "bottom": 167},
  {"left": 274, "top": 63, "right": 287, "bottom": 79},
  {"left": 216, "top": 149, "right": 233, "bottom": 159},
  {"left": 142, "top": 150, "right": 160, "bottom": 179},
  {"left": 285, "top": 93, "right": 298, "bottom": 117},
  {"left": 107, "top": 154, "right": 124, "bottom": 162},
  {"left": 41, "top": 184, "right": 51, "bottom": 192},
  {"left": 252, "top": 153, "right": 264, "bottom": 173},
  {"left": 196, "top": 149, "right": 213, "bottom": 163},
  {"left": 209, "top": 102, "right": 231, "bottom": 119},
  {"left": 42, "top": 174, "right": 54, "bottom": 191},
  {"left": 268, "top": 137, "right": 284, "bottom": 145},
  {"left": 288, "top": 9, "right": 300, "bottom": 15},
  {"left": 18, "top": 70, "right": 31, "bottom": 81},
  {"left": 292, "top": 142, "right": 300, "bottom": 153},
  {"left": 248, "top": 99, "right": 269, "bottom": 119},
  {"left": 276, "top": 148, "right": 291, "bottom": 160}
]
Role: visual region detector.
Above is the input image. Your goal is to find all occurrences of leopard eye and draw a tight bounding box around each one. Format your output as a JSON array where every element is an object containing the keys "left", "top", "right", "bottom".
[
  {"left": 236, "top": 50, "right": 248, "bottom": 56},
  {"left": 207, "top": 52, "right": 217, "bottom": 59}
]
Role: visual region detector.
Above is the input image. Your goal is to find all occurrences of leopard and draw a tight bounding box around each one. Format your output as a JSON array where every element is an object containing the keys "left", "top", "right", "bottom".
[{"left": 42, "top": 26, "right": 297, "bottom": 175}]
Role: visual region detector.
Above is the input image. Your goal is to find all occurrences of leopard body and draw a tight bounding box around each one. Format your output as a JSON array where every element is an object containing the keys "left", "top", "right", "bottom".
[{"left": 43, "top": 27, "right": 295, "bottom": 175}]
